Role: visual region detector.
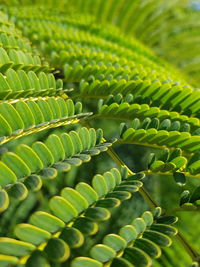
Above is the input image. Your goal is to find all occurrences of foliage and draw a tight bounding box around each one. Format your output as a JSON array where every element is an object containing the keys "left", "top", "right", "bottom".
[{"left": 0, "top": 0, "right": 199, "bottom": 266}]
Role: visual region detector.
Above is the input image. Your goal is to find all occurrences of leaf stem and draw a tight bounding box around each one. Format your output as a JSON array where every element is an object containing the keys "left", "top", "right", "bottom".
[
  {"left": 143, "top": 170, "right": 200, "bottom": 180},
  {"left": 107, "top": 146, "right": 158, "bottom": 208},
  {"left": 176, "top": 232, "right": 200, "bottom": 262}
]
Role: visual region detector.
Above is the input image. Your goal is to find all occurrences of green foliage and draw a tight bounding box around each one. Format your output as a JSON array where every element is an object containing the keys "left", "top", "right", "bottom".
[{"left": 0, "top": 1, "right": 199, "bottom": 267}]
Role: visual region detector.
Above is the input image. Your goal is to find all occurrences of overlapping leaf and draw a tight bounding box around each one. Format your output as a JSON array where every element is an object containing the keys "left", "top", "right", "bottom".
[
  {"left": 0, "top": 97, "right": 90, "bottom": 145},
  {"left": 0, "top": 168, "right": 143, "bottom": 264},
  {"left": 72, "top": 208, "right": 177, "bottom": 267},
  {"left": 0, "top": 127, "right": 111, "bottom": 212}
]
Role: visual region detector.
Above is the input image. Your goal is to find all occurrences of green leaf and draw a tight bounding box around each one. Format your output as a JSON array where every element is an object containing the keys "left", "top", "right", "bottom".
[
  {"left": 27, "top": 100, "right": 45, "bottom": 125},
  {"left": 189, "top": 186, "right": 200, "bottom": 203},
  {"left": 39, "top": 167, "right": 57, "bottom": 179},
  {"left": 123, "top": 247, "right": 152, "bottom": 267},
  {"left": 0, "top": 238, "right": 35, "bottom": 257},
  {"left": 57, "top": 97, "right": 68, "bottom": 117},
  {"left": 153, "top": 207, "right": 162, "bottom": 219},
  {"left": 73, "top": 217, "right": 98, "bottom": 236},
  {"left": 170, "top": 156, "right": 187, "bottom": 170},
  {"left": 85, "top": 207, "right": 110, "bottom": 221},
  {"left": 125, "top": 175, "right": 144, "bottom": 184},
  {"left": 78, "top": 127, "right": 91, "bottom": 150},
  {"left": 15, "top": 144, "right": 43, "bottom": 173},
  {"left": 150, "top": 224, "right": 178, "bottom": 236},
  {"left": 188, "top": 152, "right": 200, "bottom": 166},
  {"left": 103, "top": 172, "right": 116, "bottom": 191},
  {"left": 110, "top": 257, "right": 134, "bottom": 267},
  {"left": 113, "top": 183, "right": 138, "bottom": 193},
  {"left": 156, "top": 216, "right": 178, "bottom": 225},
  {"left": 36, "top": 99, "right": 53, "bottom": 121},
  {"left": 148, "top": 118, "right": 159, "bottom": 129},
  {"left": 53, "top": 162, "right": 71, "bottom": 172},
  {"left": 66, "top": 99, "right": 74, "bottom": 116},
  {"left": 0, "top": 73, "right": 11, "bottom": 91},
  {"left": 76, "top": 182, "right": 98, "bottom": 205},
  {"left": 173, "top": 172, "right": 186, "bottom": 186},
  {"left": 0, "top": 103, "right": 24, "bottom": 132},
  {"left": 61, "top": 187, "right": 88, "bottom": 214},
  {"left": 180, "top": 190, "right": 191, "bottom": 206},
  {"left": 149, "top": 160, "right": 165, "bottom": 172},
  {"left": 159, "top": 148, "right": 169, "bottom": 162},
  {"left": 131, "top": 218, "right": 146, "bottom": 235},
  {"left": 89, "top": 128, "right": 97, "bottom": 148},
  {"left": 59, "top": 227, "right": 84, "bottom": 248},
  {"left": 103, "top": 234, "right": 126, "bottom": 252},
  {"left": 46, "top": 97, "right": 61, "bottom": 119},
  {"left": 71, "top": 257, "right": 103, "bottom": 267},
  {"left": 45, "top": 134, "right": 65, "bottom": 162},
  {"left": 0, "top": 254, "right": 18, "bottom": 267},
  {"left": 96, "top": 128, "right": 103, "bottom": 144},
  {"left": 141, "top": 211, "right": 154, "bottom": 227},
  {"left": 25, "top": 251, "right": 50, "bottom": 267},
  {"left": 120, "top": 123, "right": 128, "bottom": 137},
  {"left": 15, "top": 101, "right": 35, "bottom": 128},
  {"left": 140, "top": 128, "right": 157, "bottom": 142},
  {"left": 49, "top": 196, "right": 78, "bottom": 223},
  {"left": 44, "top": 238, "right": 70, "bottom": 262},
  {"left": 0, "top": 114, "right": 12, "bottom": 137},
  {"left": 148, "top": 130, "right": 169, "bottom": 144},
  {"left": 0, "top": 162, "right": 17, "bottom": 187},
  {"left": 74, "top": 101, "right": 82, "bottom": 114},
  {"left": 2, "top": 152, "right": 31, "bottom": 179},
  {"left": 161, "top": 162, "right": 176, "bottom": 172},
  {"left": 6, "top": 69, "right": 23, "bottom": 91},
  {"left": 17, "top": 70, "right": 31, "bottom": 91},
  {"left": 106, "top": 191, "right": 131, "bottom": 201},
  {"left": 0, "top": 190, "right": 9, "bottom": 213},
  {"left": 38, "top": 71, "right": 49, "bottom": 88},
  {"left": 65, "top": 158, "right": 82, "bottom": 166},
  {"left": 69, "top": 131, "right": 83, "bottom": 154},
  {"left": 14, "top": 224, "right": 51, "bottom": 245},
  {"left": 24, "top": 175, "right": 42, "bottom": 192},
  {"left": 32, "top": 142, "right": 54, "bottom": 168},
  {"left": 168, "top": 148, "right": 182, "bottom": 161},
  {"left": 8, "top": 182, "right": 28, "bottom": 201},
  {"left": 159, "top": 119, "right": 171, "bottom": 130},
  {"left": 134, "top": 238, "right": 161, "bottom": 258},
  {"left": 130, "top": 118, "right": 141, "bottom": 129},
  {"left": 96, "top": 198, "right": 120, "bottom": 208},
  {"left": 30, "top": 211, "right": 65, "bottom": 233},
  {"left": 122, "top": 128, "right": 135, "bottom": 140},
  {"left": 90, "top": 244, "right": 116, "bottom": 263},
  {"left": 119, "top": 225, "right": 137, "bottom": 243},
  {"left": 142, "top": 230, "right": 172, "bottom": 247},
  {"left": 92, "top": 174, "right": 108, "bottom": 197}
]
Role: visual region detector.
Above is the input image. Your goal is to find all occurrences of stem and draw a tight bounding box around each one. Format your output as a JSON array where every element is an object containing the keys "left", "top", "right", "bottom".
[
  {"left": 116, "top": 140, "right": 192, "bottom": 157},
  {"left": 106, "top": 147, "right": 128, "bottom": 169},
  {"left": 107, "top": 146, "right": 158, "bottom": 209},
  {"left": 176, "top": 232, "right": 200, "bottom": 262},
  {"left": 143, "top": 170, "right": 200, "bottom": 180}
]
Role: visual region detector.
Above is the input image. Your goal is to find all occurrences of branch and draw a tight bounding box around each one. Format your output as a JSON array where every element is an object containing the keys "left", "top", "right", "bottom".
[
  {"left": 82, "top": 120, "right": 200, "bottom": 263},
  {"left": 106, "top": 146, "right": 200, "bottom": 263},
  {"left": 143, "top": 170, "right": 200, "bottom": 180},
  {"left": 106, "top": 147, "right": 158, "bottom": 208}
]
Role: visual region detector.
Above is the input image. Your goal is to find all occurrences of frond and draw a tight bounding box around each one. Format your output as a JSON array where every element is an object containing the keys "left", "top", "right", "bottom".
[{"left": 0, "top": 2, "right": 199, "bottom": 267}]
